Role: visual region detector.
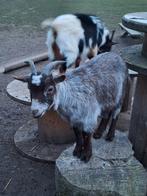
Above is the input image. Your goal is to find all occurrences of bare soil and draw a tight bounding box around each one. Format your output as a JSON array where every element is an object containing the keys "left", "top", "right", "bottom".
[
  {"left": 0, "top": 25, "right": 142, "bottom": 196},
  {"left": 0, "top": 24, "right": 46, "bottom": 66},
  {"left": 0, "top": 26, "right": 56, "bottom": 196}
]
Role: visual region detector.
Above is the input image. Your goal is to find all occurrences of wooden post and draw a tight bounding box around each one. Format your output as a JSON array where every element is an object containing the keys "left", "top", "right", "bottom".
[
  {"left": 129, "top": 74, "right": 147, "bottom": 166},
  {"left": 142, "top": 33, "right": 147, "bottom": 57}
]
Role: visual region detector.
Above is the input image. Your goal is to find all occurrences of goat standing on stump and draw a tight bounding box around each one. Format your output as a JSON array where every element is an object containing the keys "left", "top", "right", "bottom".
[
  {"left": 42, "top": 13, "right": 116, "bottom": 68},
  {"left": 15, "top": 52, "right": 128, "bottom": 162}
]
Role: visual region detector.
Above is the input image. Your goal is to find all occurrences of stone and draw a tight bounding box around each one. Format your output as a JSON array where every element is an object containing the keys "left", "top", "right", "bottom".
[{"left": 55, "top": 131, "right": 147, "bottom": 196}]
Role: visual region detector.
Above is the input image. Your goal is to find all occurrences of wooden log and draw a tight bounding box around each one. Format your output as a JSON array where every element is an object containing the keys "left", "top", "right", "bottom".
[
  {"left": 129, "top": 74, "right": 147, "bottom": 167},
  {"left": 142, "top": 33, "right": 147, "bottom": 57},
  {"left": 56, "top": 131, "right": 147, "bottom": 196},
  {"left": 121, "top": 70, "right": 138, "bottom": 112},
  {"left": 0, "top": 52, "right": 48, "bottom": 73}
]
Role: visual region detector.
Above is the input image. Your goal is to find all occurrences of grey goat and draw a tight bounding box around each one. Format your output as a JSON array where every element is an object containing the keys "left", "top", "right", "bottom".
[{"left": 15, "top": 52, "right": 128, "bottom": 162}]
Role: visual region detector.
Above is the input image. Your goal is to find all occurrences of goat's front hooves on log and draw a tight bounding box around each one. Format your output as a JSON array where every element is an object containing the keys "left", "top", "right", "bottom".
[
  {"left": 80, "top": 150, "right": 92, "bottom": 163},
  {"left": 93, "top": 132, "right": 102, "bottom": 139},
  {"left": 73, "top": 147, "right": 82, "bottom": 158},
  {"left": 105, "top": 134, "right": 114, "bottom": 142}
]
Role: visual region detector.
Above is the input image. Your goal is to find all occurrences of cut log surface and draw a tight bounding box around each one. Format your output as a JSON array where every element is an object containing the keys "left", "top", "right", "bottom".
[
  {"left": 7, "top": 80, "right": 30, "bottom": 105},
  {"left": 56, "top": 131, "right": 147, "bottom": 196}
]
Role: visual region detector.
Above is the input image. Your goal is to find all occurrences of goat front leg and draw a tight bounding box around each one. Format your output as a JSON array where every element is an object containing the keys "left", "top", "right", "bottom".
[
  {"left": 93, "top": 118, "right": 109, "bottom": 139},
  {"left": 80, "top": 132, "right": 92, "bottom": 162},
  {"left": 73, "top": 126, "right": 83, "bottom": 158},
  {"left": 93, "top": 112, "right": 111, "bottom": 139}
]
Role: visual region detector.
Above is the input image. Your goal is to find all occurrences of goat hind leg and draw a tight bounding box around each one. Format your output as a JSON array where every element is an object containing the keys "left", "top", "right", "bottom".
[
  {"left": 80, "top": 132, "right": 92, "bottom": 162},
  {"left": 93, "top": 112, "right": 111, "bottom": 139},
  {"left": 105, "top": 108, "right": 121, "bottom": 141},
  {"left": 73, "top": 126, "right": 83, "bottom": 158}
]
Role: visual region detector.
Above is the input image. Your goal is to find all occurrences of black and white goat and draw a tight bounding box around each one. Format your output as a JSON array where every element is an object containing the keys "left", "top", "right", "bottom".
[
  {"left": 15, "top": 52, "right": 128, "bottom": 162},
  {"left": 42, "top": 13, "right": 115, "bottom": 68}
]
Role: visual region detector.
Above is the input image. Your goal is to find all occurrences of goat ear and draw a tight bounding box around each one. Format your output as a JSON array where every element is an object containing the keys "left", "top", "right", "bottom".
[
  {"left": 13, "top": 75, "right": 30, "bottom": 83},
  {"left": 110, "top": 30, "right": 118, "bottom": 45},
  {"left": 53, "top": 75, "right": 66, "bottom": 84}
]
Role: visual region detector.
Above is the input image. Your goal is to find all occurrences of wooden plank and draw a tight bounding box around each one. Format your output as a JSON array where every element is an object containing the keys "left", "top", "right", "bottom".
[
  {"left": 0, "top": 52, "right": 48, "bottom": 73},
  {"left": 119, "top": 23, "right": 142, "bottom": 37}
]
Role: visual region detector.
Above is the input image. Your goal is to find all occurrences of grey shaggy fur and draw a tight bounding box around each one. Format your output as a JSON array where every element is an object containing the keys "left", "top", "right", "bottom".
[
  {"left": 53, "top": 52, "right": 128, "bottom": 133},
  {"left": 14, "top": 52, "right": 128, "bottom": 162}
]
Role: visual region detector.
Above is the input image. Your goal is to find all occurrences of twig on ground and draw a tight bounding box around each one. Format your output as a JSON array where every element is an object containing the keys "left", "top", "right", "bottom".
[{"left": 2, "top": 178, "right": 12, "bottom": 193}]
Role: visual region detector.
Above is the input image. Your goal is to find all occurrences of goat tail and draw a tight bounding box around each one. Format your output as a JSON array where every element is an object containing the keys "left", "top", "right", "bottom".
[{"left": 41, "top": 18, "right": 54, "bottom": 29}]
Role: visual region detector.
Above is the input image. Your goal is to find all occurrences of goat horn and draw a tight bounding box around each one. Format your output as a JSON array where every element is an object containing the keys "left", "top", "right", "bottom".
[
  {"left": 42, "top": 60, "right": 66, "bottom": 75},
  {"left": 24, "top": 60, "right": 37, "bottom": 75},
  {"left": 110, "top": 30, "right": 115, "bottom": 41},
  {"left": 13, "top": 75, "right": 30, "bottom": 82}
]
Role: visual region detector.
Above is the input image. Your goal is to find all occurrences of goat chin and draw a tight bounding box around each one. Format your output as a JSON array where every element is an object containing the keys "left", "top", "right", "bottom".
[
  {"left": 32, "top": 111, "right": 46, "bottom": 119},
  {"left": 37, "top": 103, "right": 54, "bottom": 118}
]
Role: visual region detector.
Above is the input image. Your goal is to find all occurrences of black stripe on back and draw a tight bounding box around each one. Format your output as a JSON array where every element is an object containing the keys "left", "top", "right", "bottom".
[
  {"left": 78, "top": 39, "right": 84, "bottom": 54},
  {"left": 75, "top": 13, "right": 97, "bottom": 48},
  {"left": 97, "top": 28, "right": 103, "bottom": 46}
]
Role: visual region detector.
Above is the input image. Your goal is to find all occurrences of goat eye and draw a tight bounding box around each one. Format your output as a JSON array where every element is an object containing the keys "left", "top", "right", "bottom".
[{"left": 47, "top": 86, "right": 54, "bottom": 93}]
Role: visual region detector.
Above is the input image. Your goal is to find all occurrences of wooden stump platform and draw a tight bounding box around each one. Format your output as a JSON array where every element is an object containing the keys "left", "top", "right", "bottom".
[{"left": 56, "top": 131, "right": 147, "bottom": 196}]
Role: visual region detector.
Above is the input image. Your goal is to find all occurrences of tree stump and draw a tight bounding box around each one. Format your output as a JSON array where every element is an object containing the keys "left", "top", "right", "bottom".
[{"left": 55, "top": 131, "right": 147, "bottom": 196}]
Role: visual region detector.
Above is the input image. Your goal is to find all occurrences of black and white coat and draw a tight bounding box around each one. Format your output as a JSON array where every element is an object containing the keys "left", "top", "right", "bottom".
[{"left": 42, "top": 13, "right": 115, "bottom": 68}]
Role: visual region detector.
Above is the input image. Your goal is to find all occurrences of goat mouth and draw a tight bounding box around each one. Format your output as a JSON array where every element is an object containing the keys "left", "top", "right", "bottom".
[{"left": 33, "top": 111, "right": 46, "bottom": 118}]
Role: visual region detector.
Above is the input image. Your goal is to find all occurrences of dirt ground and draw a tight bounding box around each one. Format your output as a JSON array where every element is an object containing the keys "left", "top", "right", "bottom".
[
  {"left": 0, "top": 25, "right": 143, "bottom": 196},
  {"left": 0, "top": 26, "right": 56, "bottom": 196},
  {"left": 0, "top": 24, "right": 46, "bottom": 66}
]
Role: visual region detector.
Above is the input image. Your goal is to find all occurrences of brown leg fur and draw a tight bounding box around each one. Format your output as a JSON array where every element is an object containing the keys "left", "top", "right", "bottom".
[
  {"left": 73, "top": 127, "right": 83, "bottom": 158},
  {"left": 80, "top": 132, "right": 92, "bottom": 162}
]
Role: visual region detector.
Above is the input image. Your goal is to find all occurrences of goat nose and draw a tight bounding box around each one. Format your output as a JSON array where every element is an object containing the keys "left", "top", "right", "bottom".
[{"left": 32, "top": 110, "right": 38, "bottom": 116}]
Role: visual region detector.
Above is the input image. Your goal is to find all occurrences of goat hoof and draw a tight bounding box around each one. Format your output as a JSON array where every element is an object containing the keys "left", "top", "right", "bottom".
[
  {"left": 73, "top": 151, "right": 81, "bottom": 158},
  {"left": 81, "top": 155, "right": 91, "bottom": 163},
  {"left": 93, "top": 132, "right": 102, "bottom": 139},
  {"left": 73, "top": 150, "right": 77, "bottom": 157},
  {"left": 80, "top": 151, "right": 92, "bottom": 163},
  {"left": 73, "top": 147, "right": 82, "bottom": 158},
  {"left": 105, "top": 135, "right": 114, "bottom": 141}
]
